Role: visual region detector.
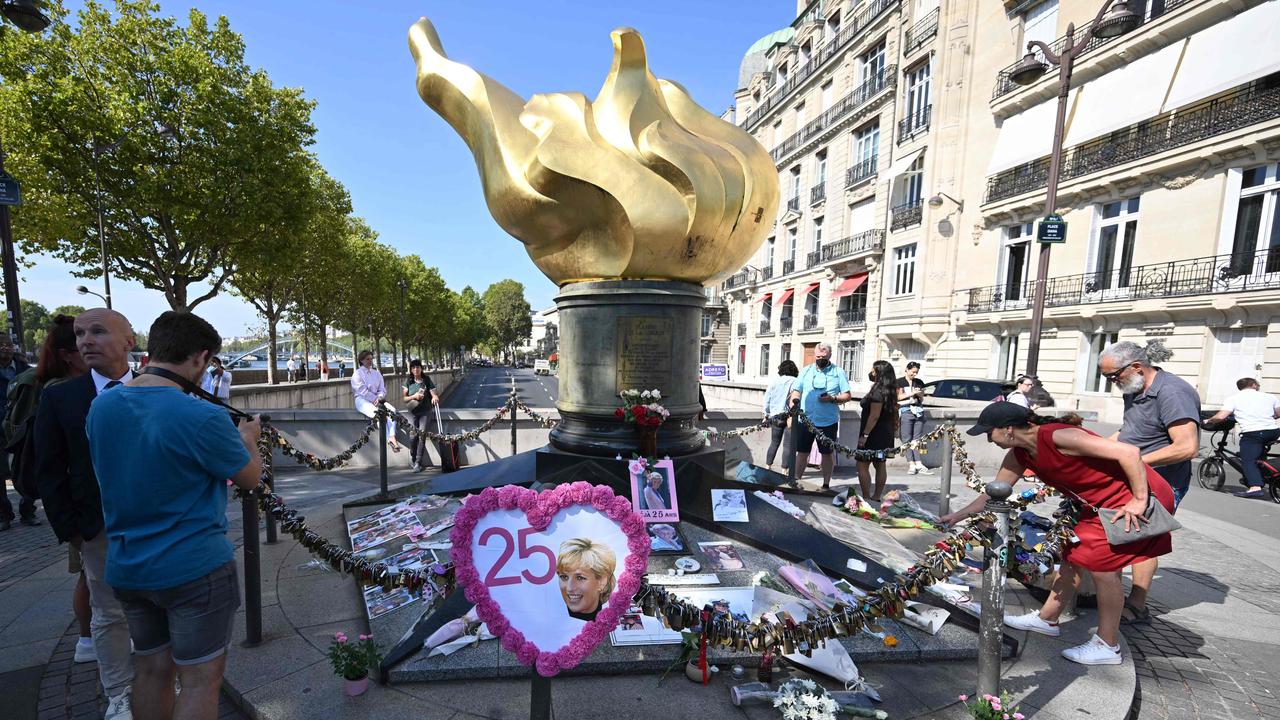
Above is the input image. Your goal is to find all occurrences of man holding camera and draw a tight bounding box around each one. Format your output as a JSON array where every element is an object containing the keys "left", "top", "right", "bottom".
[
  {"left": 200, "top": 356, "right": 233, "bottom": 400},
  {"left": 87, "top": 311, "right": 263, "bottom": 720}
]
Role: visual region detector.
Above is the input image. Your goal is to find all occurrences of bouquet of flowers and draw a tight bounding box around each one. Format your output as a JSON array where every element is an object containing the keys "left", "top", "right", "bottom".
[
  {"left": 327, "top": 631, "right": 381, "bottom": 681},
  {"left": 614, "top": 389, "right": 670, "bottom": 429},
  {"left": 960, "top": 692, "right": 1024, "bottom": 720},
  {"left": 773, "top": 679, "right": 841, "bottom": 720}
]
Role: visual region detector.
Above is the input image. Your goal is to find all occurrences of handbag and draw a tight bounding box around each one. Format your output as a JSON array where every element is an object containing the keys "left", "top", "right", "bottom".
[{"left": 1063, "top": 488, "right": 1181, "bottom": 545}]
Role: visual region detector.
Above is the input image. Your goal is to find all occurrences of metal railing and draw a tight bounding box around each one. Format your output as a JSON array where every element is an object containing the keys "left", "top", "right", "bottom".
[
  {"left": 802, "top": 314, "right": 822, "bottom": 331},
  {"left": 890, "top": 199, "right": 923, "bottom": 230},
  {"left": 769, "top": 68, "right": 896, "bottom": 164},
  {"left": 736, "top": 322, "right": 747, "bottom": 336},
  {"left": 837, "top": 309, "right": 868, "bottom": 328},
  {"left": 779, "top": 316, "right": 794, "bottom": 333},
  {"left": 904, "top": 8, "right": 939, "bottom": 55},
  {"left": 806, "top": 250, "right": 821, "bottom": 268},
  {"left": 787, "top": 196, "right": 801, "bottom": 212},
  {"left": 762, "top": 266, "right": 775, "bottom": 281},
  {"left": 723, "top": 269, "right": 754, "bottom": 290},
  {"left": 759, "top": 320, "right": 774, "bottom": 336},
  {"left": 744, "top": 0, "right": 900, "bottom": 130},
  {"left": 810, "top": 184, "right": 826, "bottom": 204},
  {"left": 783, "top": 258, "right": 796, "bottom": 274},
  {"left": 957, "top": 248, "right": 1280, "bottom": 313},
  {"left": 897, "top": 104, "right": 932, "bottom": 144},
  {"left": 845, "top": 156, "right": 878, "bottom": 186},
  {"left": 984, "top": 80, "right": 1280, "bottom": 204},
  {"left": 822, "top": 229, "right": 885, "bottom": 261},
  {"left": 991, "top": 0, "right": 1195, "bottom": 101}
]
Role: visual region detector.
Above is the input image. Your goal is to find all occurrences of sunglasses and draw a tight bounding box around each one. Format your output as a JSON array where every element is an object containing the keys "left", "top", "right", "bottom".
[{"left": 1101, "top": 363, "right": 1136, "bottom": 382}]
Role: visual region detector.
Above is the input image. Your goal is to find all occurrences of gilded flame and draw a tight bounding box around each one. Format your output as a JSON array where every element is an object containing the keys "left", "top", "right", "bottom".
[{"left": 408, "top": 18, "right": 779, "bottom": 285}]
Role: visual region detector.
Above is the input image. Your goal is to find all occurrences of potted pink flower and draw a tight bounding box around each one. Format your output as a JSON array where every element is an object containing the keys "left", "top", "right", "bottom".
[
  {"left": 959, "top": 692, "right": 1025, "bottom": 720},
  {"left": 327, "top": 631, "right": 381, "bottom": 696}
]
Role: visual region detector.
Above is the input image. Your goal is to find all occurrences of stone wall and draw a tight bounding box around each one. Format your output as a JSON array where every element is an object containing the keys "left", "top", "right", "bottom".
[{"left": 232, "top": 370, "right": 456, "bottom": 410}]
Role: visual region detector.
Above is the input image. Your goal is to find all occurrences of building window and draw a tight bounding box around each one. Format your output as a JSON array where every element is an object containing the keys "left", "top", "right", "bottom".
[
  {"left": 1083, "top": 331, "right": 1119, "bottom": 393},
  {"left": 1022, "top": 0, "right": 1059, "bottom": 51},
  {"left": 1000, "top": 223, "right": 1034, "bottom": 302},
  {"left": 826, "top": 10, "right": 841, "bottom": 37},
  {"left": 1090, "top": 197, "right": 1140, "bottom": 292},
  {"left": 812, "top": 217, "right": 824, "bottom": 256},
  {"left": 905, "top": 61, "right": 931, "bottom": 126},
  {"left": 777, "top": 62, "right": 789, "bottom": 85},
  {"left": 804, "top": 286, "right": 820, "bottom": 326},
  {"left": 854, "top": 123, "right": 879, "bottom": 166},
  {"left": 700, "top": 345, "right": 712, "bottom": 364},
  {"left": 1228, "top": 162, "right": 1280, "bottom": 277},
  {"left": 787, "top": 226, "right": 798, "bottom": 265},
  {"left": 1209, "top": 326, "right": 1267, "bottom": 404},
  {"left": 820, "top": 80, "right": 834, "bottom": 112},
  {"left": 794, "top": 101, "right": 806, "bottom": 126},
  {"left": 780, "top": 296, "right": 794, "bottom": 326},
  {"left": 994, "top": 336, "right": 1020, "bottom": 380},
  {"left": 799, "top": 42, "right": 812, "bottom": 66},
  {"left": 837, "top": 282, "right": 867, "bottom": 318},
  {"left": 893, "top": 244, "right": 917, "bottom": 296},
  {"left": 789, "top": 167, "right": 802, "bottom": 202},
  {"left": 898, "top": 154, "right": 925, "bottom": 207},
  {"left": 860, "top": 42, "right": 886, "bottom": 85},
  {"left": 766, "top": 237, "right": 776, "bottom": 269},
  {"left": 815, "top": 149, "right": 827, "bottom": 187},
  {"left": 838, "top": 340, "right": 864, "bottom": 379},
  {"left": 737, "top": 345, "right": 746, "bottom": 375},
  {"left": 701, "top": 313, "right": 713, "bottom": 337},
  {"left": 781, "top": 342, "right": 792, "bottom": 363},
  {"left": 759, "top": 344, "right": 772, "bottom": 376}
]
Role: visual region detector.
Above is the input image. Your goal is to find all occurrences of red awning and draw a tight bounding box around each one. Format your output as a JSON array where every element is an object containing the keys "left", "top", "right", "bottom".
[
  {"left": 831, "top": 273, "right": 869, "bottom": 298},
  {"left": 756, "top": 293, "right": 772, "bottom": 304},
  {"left": 801, "top": 282, "right": 821, "bottom": 296},
  {"left": 775, "top": 288, "right": 795, "bottom": 306}
]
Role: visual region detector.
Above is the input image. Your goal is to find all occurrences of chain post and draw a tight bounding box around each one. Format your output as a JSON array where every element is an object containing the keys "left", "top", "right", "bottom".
[
  {"left": 241, "top": 489, "right": 263, "bottom": 647},
  {"left": 510, "top": 377, "right": 518, "bottom": 457},
  {"left": 939, "top": 412, "right": 956, "bottom": 517},
  {"left": 978, "top": 481, "right": 1013, "bottom": 698}
]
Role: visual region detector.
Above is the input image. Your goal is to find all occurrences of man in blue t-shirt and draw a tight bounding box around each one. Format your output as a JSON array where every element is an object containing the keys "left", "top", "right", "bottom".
[
  {"left": 787, "top": 342, "right": 852, "bottom": 489},
  {"left": 87, "top": 311, "right": 262, "bottom": 720}
]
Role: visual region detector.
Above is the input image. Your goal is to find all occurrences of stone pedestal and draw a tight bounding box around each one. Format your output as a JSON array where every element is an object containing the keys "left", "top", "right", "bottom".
[{"left": 549, "top": 280, "right": 705, "bottom": 457}]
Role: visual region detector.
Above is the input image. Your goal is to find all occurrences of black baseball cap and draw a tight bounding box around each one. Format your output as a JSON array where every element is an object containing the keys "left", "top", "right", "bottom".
[{"left": 966, "top": 401, "right": 1035, "bottom": 436}]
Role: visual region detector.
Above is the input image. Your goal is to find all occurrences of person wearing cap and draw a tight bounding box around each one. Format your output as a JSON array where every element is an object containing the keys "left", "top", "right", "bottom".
[{"left": 938, "top": 402, "right": 1176, "bottom": 666}]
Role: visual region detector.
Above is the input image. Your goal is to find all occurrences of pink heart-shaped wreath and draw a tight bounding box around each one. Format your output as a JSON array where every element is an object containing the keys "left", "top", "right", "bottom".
[{"left": 449, "top": 481, "right": 650, "bottom": 676}]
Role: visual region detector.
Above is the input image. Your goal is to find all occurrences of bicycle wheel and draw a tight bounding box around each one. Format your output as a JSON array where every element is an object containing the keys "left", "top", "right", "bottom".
[
  {"left": 1269, "top": 481, "right": 1280, "bottom": 504},
  {"left": 1198, "top": 457, "right": 1226, "bottom": 491}
]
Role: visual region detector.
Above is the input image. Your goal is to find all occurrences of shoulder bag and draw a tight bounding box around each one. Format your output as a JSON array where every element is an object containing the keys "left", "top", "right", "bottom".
[{"left": 1062, "top": 487, "right": 1181, "bottom": 546}]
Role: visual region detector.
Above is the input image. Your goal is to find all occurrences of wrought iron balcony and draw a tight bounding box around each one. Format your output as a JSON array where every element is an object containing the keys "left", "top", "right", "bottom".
[
  {"left": 985, "top": 80, "right": 1280, "bottom": 205},
  {"left": 991, "top": 0, "right": 1193, "bottom": 102},
  {"left": 761, "top": 266, "right": 775, "bottom": 281},
  {"left": 837, "top": 309, "right": 867, "bottom": 328},
  {"left": 783, "top": 259, "right": 796, "bottom": 275},
  {"left": 769, "top": 68, "right": 896, "bottom": 164},
  {"left": 845, "top": 156, "right": 878, "bottom": 186},
  {"left": 743, "top": 0, "right": 899, "bottom": 130},
  {"left": 758, "top": 320, "right": 774, "bottom": 336},
  {"left": 802, "top": 314, "right": 822, "bottom": 331},
  {"left": 957, "top": 248, "right": 1280, "bottom": 314},
  {"left": 897, "top": 104, "right": 931, "bottom": 144},
  {"left": 890, "top": 199, "right": 923, "bottom": 231},
  {"left": 903, "top": 8, "right": 939, "bottom": 55},
  {"left": 736, "top": 322, "right": 747, "bottom": 337},
  {"left": 779, "top": 316, "right": 794, "bottom": 333},
  {"left": 806, "top": 250, "right": 821, "bottom": 268},
  {"left": 787, "top": 196, "right": 801, "bottom": 212},
  {"left": 722, "top": 269, "right": 754, "bottom": 290},
  {"left": 810, "top": 184, "right": 826, "bottom": 205},
  {"left": 822, "top": 229, "right": 885, "bottom": 261}
]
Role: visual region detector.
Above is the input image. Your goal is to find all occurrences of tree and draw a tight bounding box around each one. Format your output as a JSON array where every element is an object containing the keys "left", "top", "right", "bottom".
[
  {"left": 51, "top": 305, "right": 87, "bottom": 318},
  {"left": 482, "top": 280, "right": 532, "bottom": 363},
  {"left": 451, "top": 286, "right": 487, "bottom": 363},
  {"left": 0, "top": 1, "right": 318, "bottom": 310},
  {"left": 2, "top": 300, "right": 49, "bottom": 352}
]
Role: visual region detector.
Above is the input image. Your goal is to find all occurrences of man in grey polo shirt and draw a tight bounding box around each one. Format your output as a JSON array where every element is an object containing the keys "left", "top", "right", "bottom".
[{"left": 1098, "top": 340, "right": 1200, "bottom": 625}]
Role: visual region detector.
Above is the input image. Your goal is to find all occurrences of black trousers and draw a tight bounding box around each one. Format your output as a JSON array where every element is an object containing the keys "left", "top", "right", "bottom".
[
  {"left": 410, "top": 412, "right": 435, "bottom": 466},
  {"left": 0, "top": 453, "right": 36, "bottom": 521}
]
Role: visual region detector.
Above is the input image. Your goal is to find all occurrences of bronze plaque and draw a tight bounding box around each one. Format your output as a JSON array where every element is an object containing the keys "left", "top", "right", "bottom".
[{"left": 616, "top": 316, "right": 672, "bottom": 391}]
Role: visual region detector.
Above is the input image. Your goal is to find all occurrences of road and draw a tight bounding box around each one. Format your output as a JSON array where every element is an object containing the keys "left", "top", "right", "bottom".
[
  {"left": 1179, "top": 458, "right": 1280, "bottom": 540},
  {"left": 444, "top": 365, "right": 559, "bottom": 409}
]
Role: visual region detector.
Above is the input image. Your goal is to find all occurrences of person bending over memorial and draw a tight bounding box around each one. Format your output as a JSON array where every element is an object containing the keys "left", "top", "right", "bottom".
[
  {"left": 938, "top": 402, "right": 1175, "bottom": 666},
  {"left": 87, "top": 311, "right": 264, "bottom": 720},
  {"left": 556, "top": 538, "right": 617, "bottom": 622}
]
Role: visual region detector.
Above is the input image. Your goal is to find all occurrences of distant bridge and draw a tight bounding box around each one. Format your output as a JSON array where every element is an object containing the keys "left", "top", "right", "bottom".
[{"left": 225, "top": 337, "right": 355, "bottom": 367}]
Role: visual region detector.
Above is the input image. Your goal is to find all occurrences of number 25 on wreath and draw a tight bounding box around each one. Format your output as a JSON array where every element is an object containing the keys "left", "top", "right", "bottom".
[{"left": 479, "top": 527, "right": 555, "bottom": 587}]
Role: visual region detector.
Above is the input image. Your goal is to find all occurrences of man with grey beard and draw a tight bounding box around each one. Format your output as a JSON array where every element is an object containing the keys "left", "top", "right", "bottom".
[{"left": 1097, "top": 340, "right": 1200, "bottom": 626}]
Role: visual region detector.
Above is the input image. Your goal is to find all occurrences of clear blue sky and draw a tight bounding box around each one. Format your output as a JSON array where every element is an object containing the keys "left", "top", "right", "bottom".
[{"left": 21, "top": 0, "right": 794, "bottom": 338}]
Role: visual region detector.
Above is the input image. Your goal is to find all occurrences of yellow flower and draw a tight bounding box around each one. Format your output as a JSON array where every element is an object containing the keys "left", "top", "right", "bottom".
[{"left": 883, "top": 635, "right": 898, "bottom": 648}]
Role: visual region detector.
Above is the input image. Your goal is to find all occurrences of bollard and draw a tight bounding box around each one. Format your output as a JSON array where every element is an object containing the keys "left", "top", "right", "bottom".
[
  {"left": 378, "top": 412, "right": 389, "bottom": 499},
  {"left": 977, "top": 480, "right": 1013, "bottom": 698},
  {"left": 938, "top": 412, "right": 956, "bottom": 517},
  {"left": 510, "top": 378, "right": 518, "bottom": 457},
  {"left": 264, "top": 504, "right": 278, "bottom": 544},
  {"left": 241, "top": 492, "right": 263, "bottom": 647}
]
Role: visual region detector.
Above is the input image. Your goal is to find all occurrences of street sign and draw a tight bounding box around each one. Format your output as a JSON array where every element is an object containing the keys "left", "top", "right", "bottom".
[
  {"left": 1037, "top": 214, "right": 1066, "bottom": 243},
  {"left": 0, "top": 172, "right": 20, "bottom": 206},
  {"left": 699, "top": 363, "right": 728, "bottom": 380}
]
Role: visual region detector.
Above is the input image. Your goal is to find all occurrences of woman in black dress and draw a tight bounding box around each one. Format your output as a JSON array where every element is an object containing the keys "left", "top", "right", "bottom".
[{"left": 858, "top": 360, "right": 899, "bottom": 501}]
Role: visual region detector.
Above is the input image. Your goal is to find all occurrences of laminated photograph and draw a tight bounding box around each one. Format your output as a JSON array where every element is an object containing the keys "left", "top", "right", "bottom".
[
  {"left": 629, "top": 458, "right": 679, "bottom": 522},
  {"left": 710, "top": 488, "right": 749, "bottom": 522},
  {"left": 645, "top": 523, "right": 687, "bottom": 554},
  {"left": 698, "top": 541, "right": 746, "bottom": 571}
]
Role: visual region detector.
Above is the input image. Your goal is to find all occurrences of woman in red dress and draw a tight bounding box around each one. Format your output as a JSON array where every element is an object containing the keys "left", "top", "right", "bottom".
[{"left": 939, "top": 402, "right": 1176, "bottom": 666}]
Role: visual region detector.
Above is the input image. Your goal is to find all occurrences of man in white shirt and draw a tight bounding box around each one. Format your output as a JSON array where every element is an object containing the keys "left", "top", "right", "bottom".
[
  {"left": 201, "top": 356, "right": 232, "bottom": 399},
  {"left": 286, "top": 356, "right": 297, "bottom": 383},
  {"left": 1206, "top": 377, "right": 1280, "bottom": 499}
]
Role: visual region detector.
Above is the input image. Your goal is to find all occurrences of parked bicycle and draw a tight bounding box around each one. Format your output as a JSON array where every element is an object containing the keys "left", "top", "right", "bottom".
[{"left": 1198, "top": 417, "right": 1280, "bottom": 503}]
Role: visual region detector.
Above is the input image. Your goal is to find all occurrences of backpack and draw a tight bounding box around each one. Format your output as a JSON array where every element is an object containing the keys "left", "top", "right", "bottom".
[{"left": 4, "top": 370, "right": 66, "bottom": 499}]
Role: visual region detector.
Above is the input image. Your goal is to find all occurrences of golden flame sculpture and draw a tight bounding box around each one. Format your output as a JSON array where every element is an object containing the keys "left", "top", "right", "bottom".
[{"left": 408, "top": 18, "right": 779, "bottom": 286}]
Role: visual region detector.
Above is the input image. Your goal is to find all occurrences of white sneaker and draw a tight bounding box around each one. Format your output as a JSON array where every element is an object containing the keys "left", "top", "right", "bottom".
[
  {"left": 73, "top": 636, "right": 95, "bottom": 663},
  {"left": 907, "top": 464, "right": 919, "bottom": 475},
  {"left": 105, "top": 691, "right": 133, "bottom": 720},
  {"left": 1003, "top": 610, "right": 1061, "bottom": 637},
  {"left": 1062, "top": 634, "right": 1122, "bottom": 665},
  {"left": 916, "top": 464, "right": 934, "bottom": 476}
]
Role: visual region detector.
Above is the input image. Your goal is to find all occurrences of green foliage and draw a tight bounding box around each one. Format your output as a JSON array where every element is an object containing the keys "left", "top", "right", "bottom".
[
  {"left": 51, "top": 305, "right": 87, "bottom": 318},
  {"left": 482, "top": 279, "right": 532, "bottom": 360},
  {"left": 1, "top": 300, "right": 50, "bottom": 351}
]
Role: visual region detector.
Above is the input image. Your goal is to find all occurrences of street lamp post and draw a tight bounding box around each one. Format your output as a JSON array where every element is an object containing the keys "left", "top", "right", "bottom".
[
  {"left": 1006, "top": 0, "right": 1139, "bottom": 375},
  {"left": 0, "top": 2, "right": 51, "bottom": 353},
  {"left": 91, "top": 139, "right": 124, "bottom": 310},
  {"left": 396, "top": 276, "right": 407, "bottom": 372},
  {"left": 75, "top": 285, "right": 107, "bottom": 304}
]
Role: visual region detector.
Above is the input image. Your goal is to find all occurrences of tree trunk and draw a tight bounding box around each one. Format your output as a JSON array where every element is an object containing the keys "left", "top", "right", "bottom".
[
  {"left": 267, "top": 320, "right": 279, "bottom": 385},
  {"left": 302, "top": 325, "right": 312, "bottom": 383},
  {"left": 319, "top": 321, "right": 328, "bottom": 376}
]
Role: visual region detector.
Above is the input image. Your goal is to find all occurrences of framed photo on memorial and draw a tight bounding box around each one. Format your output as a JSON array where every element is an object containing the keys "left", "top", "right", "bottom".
[{"left": 629, "top": 458, "right": 679, "bottom": 522}]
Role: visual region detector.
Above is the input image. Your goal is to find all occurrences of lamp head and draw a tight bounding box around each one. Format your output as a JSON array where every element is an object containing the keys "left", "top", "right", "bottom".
[
  {"left": 1008, "top": 51, "right": 1050, "bottom": 86},
  {"left": 1094, "top": 0, "right": 1141, "bottom": 39},
  {"left": 928, "top": 195, "right": 944, "bottom": 208},
  {"left": 1, "top": 0, "right": 50, "bottom": 33},
  {"left": 76, "top": 285, "right": 89, "bottom": 295}
]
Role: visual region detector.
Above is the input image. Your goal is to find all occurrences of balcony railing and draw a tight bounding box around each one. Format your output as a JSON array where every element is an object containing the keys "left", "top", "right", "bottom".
[
  {"left": 722, "top": 269, "right": 754, "bottom": 290},
  {"left": 761, "top": 266, "right": 775, "bottom": 281},
  {"left": 837, "top": 309, "right": 868, "bottom": 328},
  {"left": 769, "top": 68, "right": 896, "bottom": 164},
  {"left": 787, "top": 196, "right": 800, "bottom": 212},
  {"left": 903, "top": 8, "right": 939, "bottom": 55},
  {"left": 890, "top": 199, "right": 923, "bottom": 231},
  {"left": 985, "top": 80, "right": 1280, "bottom": 205},
  {"left": 783, "top": 258, "right": 796, "bottom": 274},
  {"left": 845, "top": 156, "right": 878, "bottom": 186},
  {"left": 810, "top": 184, "right": 826, "bottom": 205},
  {"left": 736, "top": 322, "right": 747, "bottom": 337},
  {"left": 897, "top": 104, "right": 932, "bottom": 144},
  {"left": 743, "top": 0, "right": 900, "bottom": 130},
  {"left": 957, "top": 248, "right": 1280, "bottom": 314},
  {"left": 806, "top": 250, "right": 821, "bottom": 268},
  {"left": 758, "top": 320, "right": 774, "bottom": 336},
  {"left": 802, "top": 314, "right": 822, "bottom": 331},
  {"left": 822, "top": 229, "right": 885, "bottom": 261},
  {"left": 779, "top": 316, "right": 794, "bottom": 333},
  {"left": 991, "top": 0, "right": 1195, "bottom": 102}
]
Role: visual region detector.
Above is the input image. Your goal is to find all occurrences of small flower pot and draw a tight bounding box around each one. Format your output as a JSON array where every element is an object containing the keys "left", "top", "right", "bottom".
[{"left": 344, "top": 676, "right": 369, "bottom": 697}]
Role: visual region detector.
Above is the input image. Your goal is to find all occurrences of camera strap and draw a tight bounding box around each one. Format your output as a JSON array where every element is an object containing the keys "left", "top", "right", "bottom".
[{"left": 141, "top": 366, "right": 255, "bottom": 421}]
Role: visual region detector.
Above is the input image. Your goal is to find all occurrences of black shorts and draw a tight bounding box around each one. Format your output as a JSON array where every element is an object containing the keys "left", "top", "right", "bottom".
[
  {"left": 114, "top": 560, "right": 240, "bottom": 666},
  {"left": 793, "top": 421, "right": 839, "bottom": 455}
]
